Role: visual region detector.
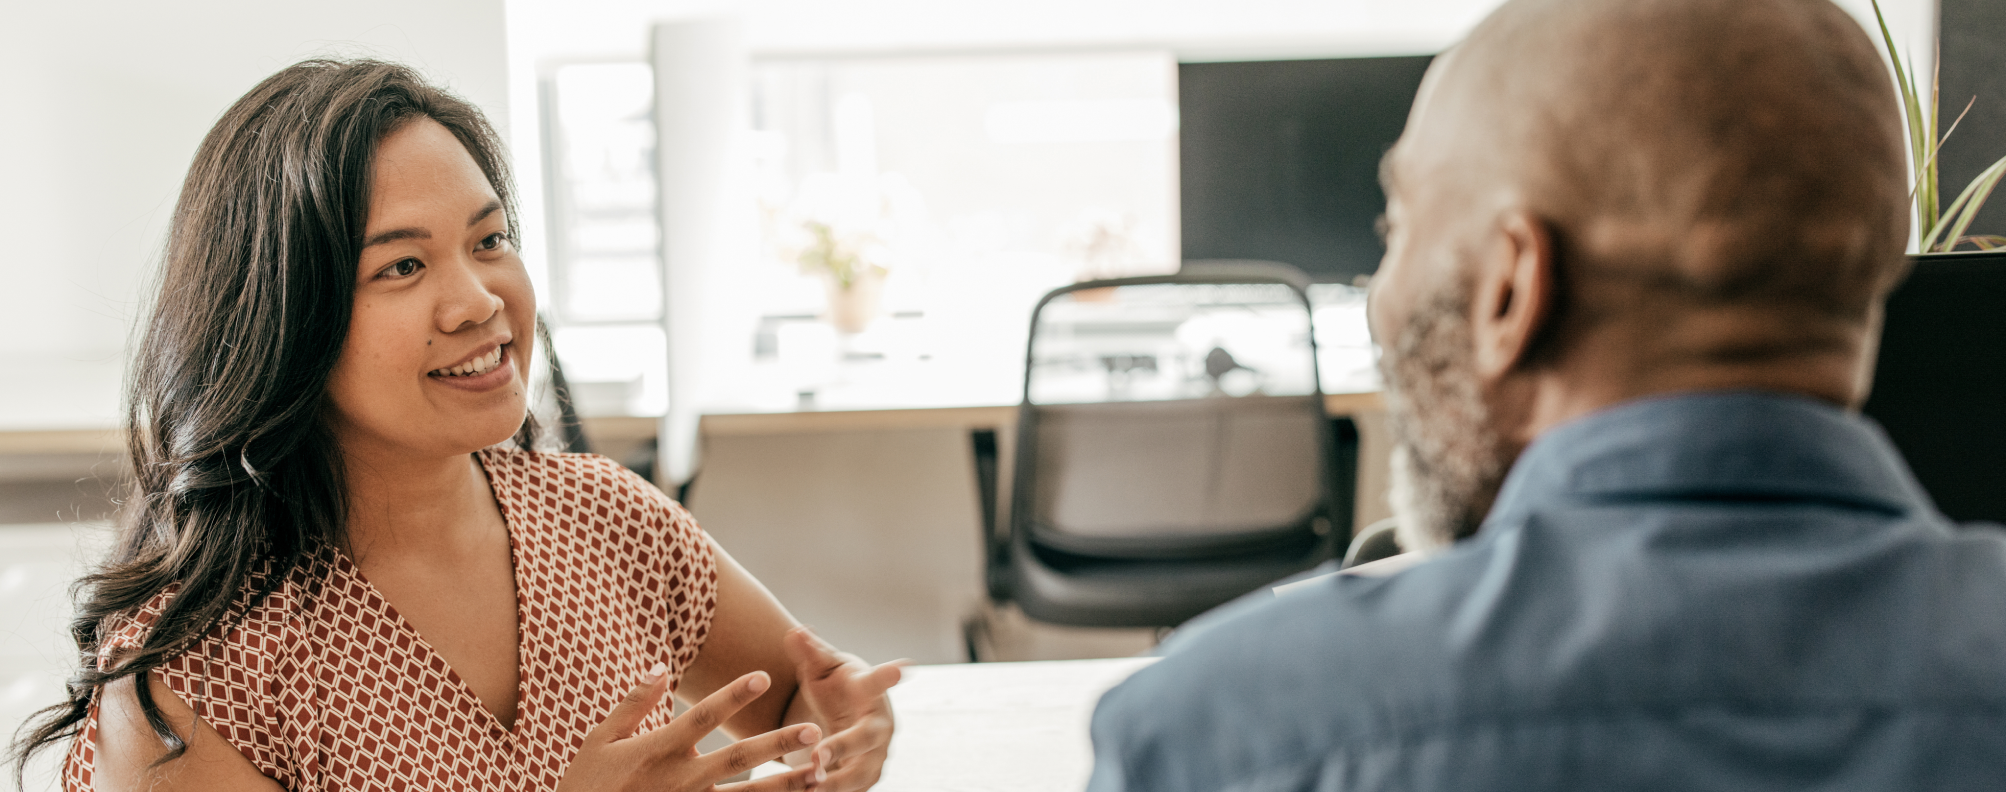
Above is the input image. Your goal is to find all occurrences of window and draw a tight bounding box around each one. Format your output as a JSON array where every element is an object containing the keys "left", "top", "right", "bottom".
[{"left": 540, "top": 62, "right": 668, "bottom": 416}]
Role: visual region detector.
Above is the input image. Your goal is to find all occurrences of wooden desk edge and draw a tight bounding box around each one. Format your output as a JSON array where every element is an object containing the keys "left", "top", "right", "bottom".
[
  {"left": 4, "top": 393, "right": 1385, "bottom": 449},
  {"left": 700, "top": 392, "right": 1384, "bottom": 437},
  {"left": 0, "top": 428, "right": 125, "bottom": 456},
  {"left": 700, "top": 405, "right": 1021, "bottom": 437}
]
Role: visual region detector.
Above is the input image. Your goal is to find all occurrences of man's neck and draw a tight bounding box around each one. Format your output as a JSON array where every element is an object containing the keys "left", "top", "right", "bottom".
[{"left": 1511, "top": 331, "right": 1865, "bottom": 445}]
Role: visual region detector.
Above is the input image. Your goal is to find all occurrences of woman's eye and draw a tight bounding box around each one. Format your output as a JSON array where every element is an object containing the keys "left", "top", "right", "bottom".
[
  {"left": 478, "top": 232, "right": 511, "bottom": 252},
  {"left": 382, "top": 259, "right": 423, "bottom": 279}
]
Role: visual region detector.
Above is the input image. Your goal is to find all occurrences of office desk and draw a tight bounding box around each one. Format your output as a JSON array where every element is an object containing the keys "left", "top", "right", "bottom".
[
  {"left": 698, "top": 392, "right": 1384, "bottom": 437},
  {"left": 757, "top": 657, "right": 1158, "bottom": 791}
]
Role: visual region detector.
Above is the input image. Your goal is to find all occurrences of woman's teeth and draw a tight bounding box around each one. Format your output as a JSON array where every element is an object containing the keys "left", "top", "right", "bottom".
[{"left": 433, "top": 346, "right": 504, "bottom": 377}]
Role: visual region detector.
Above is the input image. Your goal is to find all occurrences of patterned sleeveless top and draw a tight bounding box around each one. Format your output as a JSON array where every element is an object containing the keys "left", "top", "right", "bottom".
[{"left": 64, "top": 449, "right": 719, "bottom": 790}]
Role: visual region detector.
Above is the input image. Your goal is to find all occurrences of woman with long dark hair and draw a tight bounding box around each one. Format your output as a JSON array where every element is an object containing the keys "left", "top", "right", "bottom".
[{"left": 10, "top": 59, "right": 899, "bottom": 791}]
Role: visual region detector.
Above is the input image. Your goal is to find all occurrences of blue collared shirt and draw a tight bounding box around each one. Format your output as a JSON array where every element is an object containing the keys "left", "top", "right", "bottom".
[{"left": 1087, "top": 392, "right": 2006, "bottom": 791}]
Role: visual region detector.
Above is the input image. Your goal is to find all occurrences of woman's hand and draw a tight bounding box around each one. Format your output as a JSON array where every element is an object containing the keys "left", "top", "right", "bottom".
[
  {"left": 558, "top": 664, "right": 828, "bottom": 792},
  {"left": 781, "top": 627, "right": 907, "bottom": 791}
]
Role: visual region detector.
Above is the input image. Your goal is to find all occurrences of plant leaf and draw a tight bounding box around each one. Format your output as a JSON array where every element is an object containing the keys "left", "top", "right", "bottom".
[
  {"left": 1963, "top": 235, "right": 2006, "bottom": 251},
  {"left": 1925, "top": 153, "right": 2006, "bottom": 253},
  {"left": 1928, "top": 36, "right": 1944, "bottom": 229},
  {"left": 1911, "top": 96, "right": 1976, "bottom": 206},
  {"left": 1874, "top": 0, "right": 1942, "bottom": 241}
]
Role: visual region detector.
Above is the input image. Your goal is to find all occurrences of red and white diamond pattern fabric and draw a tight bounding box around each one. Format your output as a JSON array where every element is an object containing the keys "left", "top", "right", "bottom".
[{"left": 63, "top": 449, "right": 719, "bottom": 791}]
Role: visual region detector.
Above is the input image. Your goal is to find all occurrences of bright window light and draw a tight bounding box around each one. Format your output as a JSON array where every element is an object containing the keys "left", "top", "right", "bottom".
[{"left": 984, "top": 99, "right": 1179, "bottom": 144}]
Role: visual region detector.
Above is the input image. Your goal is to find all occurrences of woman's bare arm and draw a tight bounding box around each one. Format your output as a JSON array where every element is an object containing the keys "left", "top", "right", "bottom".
[
  {"left": 676, "top": 540, "right": 808, "bottom": 738},
  {"left": 92, "top": 675, "right": 283, "bottom": 792},
  {"left": 678, "top": 539, "right": 903, "bottom": 791}
]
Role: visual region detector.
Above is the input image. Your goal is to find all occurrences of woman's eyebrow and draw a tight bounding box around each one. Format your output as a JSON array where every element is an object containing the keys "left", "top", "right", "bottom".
[
  {"left": 469, "top": 200, "right": 501, "bottom": 227},
  {"left": 361, "top": 201, "right": 503, "bottom": 249},
  {"left": 363, "top": 227, "right": 429, "bottom": 248}
]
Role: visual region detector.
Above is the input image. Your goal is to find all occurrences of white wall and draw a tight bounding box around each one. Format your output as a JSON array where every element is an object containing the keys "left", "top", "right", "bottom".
[{"left": 0, "top": 0, "right": 509, "bottom": 428}]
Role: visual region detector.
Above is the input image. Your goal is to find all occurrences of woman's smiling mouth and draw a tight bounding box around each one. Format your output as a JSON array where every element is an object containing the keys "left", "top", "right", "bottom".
[
  {"left": 427, "top": 343, "right": 515, "bottom": 391},
  {"left": 431, "top": 345, "right": 504, "bottom": 377}
]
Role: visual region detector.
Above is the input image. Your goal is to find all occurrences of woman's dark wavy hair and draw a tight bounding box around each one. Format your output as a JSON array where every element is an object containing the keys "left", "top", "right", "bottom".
[{"left": 10, "top": 59, "right": 534, "bottom": 780}]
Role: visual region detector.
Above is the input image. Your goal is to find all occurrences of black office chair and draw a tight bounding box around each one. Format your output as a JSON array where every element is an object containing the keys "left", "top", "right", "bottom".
[{"left": 974, "top": 262, "right": 1358, "bottom": 629}]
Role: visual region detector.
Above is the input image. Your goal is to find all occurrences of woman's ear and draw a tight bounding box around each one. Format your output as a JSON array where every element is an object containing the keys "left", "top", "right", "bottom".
[{"left": 1470, "top": 210, "right": 1556, "bottom": 382}]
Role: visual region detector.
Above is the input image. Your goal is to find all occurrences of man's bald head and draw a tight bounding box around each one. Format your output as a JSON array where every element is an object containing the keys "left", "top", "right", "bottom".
[
  {"left": 1394, "top": 0, "right": 1909, "bottom": 355},
  {"left": 1370, "top": 0, "right": 1912, "bottom": 550}
]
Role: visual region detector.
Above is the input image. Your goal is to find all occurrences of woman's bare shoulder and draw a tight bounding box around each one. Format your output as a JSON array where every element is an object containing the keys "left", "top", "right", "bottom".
[{"left": 90, "top": 675, "right": 283, "bottom": 792}]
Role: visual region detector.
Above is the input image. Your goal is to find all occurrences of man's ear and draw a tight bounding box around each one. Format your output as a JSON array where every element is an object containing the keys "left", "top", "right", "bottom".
[{"left": 1470, "top": 210, "right": 1556, "bottom": 381}]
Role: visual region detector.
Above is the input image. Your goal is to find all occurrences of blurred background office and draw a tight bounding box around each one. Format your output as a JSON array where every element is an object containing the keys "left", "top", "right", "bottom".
[{"left": 0, "top": 0, "right": 1986, "bottom": 785}]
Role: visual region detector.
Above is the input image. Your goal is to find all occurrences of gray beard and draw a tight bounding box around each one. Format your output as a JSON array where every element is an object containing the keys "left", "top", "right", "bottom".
[{"left": 1378, "top": 284, "right": 1509, "bottom": 553}]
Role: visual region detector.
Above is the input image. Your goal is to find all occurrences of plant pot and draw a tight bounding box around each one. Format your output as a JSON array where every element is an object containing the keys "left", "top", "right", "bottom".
[{"left": 824, "top": 269, "right": 885, "bottom": 334}]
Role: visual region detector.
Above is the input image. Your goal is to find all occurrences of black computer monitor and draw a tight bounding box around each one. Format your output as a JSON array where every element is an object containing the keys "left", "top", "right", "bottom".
[
  {"left": 1862, "top": 250, "right": 2006, "bottom": 524},
  {"left": 1178, "top": 56, "right": 1434, "bottom": 283}
]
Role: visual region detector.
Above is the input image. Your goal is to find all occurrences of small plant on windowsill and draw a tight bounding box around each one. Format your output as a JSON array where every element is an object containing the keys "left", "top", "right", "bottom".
[
  {"left": 795, "top": 220, "right": 889, "bottom": 334},
  {"left": 1873, "top": 0, "right": 2006, "bottom": 252}
]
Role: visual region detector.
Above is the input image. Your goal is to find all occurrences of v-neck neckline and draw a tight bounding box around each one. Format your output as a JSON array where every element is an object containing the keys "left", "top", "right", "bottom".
[{"left": 332, "top": 449, "right": 532, "bottom": 742}]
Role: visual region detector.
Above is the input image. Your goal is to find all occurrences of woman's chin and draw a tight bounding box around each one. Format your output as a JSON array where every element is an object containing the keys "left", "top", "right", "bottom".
[
  {"left": 462, "top": 404, "right": 534, "bottom": 451},
  {"left": 408, "top": 402, "right": 533, "bottom": 458},
  {"left": 330, "top": 384, "right": 535, "bottom": 461}
]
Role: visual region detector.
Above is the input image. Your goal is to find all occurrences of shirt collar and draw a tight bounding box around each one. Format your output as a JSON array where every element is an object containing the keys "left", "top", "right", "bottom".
[{"left": 1482, "top": 390, "right": 1936, "bottom": 530}]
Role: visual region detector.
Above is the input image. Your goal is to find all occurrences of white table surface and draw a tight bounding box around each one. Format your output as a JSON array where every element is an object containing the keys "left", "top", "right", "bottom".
[{"left": 776, "top": 657, "right": 1158, "bottom": 792}]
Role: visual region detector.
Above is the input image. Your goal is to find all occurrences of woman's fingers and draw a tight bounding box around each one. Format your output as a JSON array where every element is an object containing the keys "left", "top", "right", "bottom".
[
  {"left": 816, "top": 758, "right": 886, "bottom": 792},
  {"left": 812, "top": 662, "right": 902, "bottom": 768},
  {"left": 856, "top": 660, "right": 907, "bottom": 698},
  {"left": 783, "top": 626, "right": 849, "bottom": 684},
  {"left": 590, "top": 662, "right": 670, "bottom": 743},
  {"left": 647, "top": 670, "right": 773, "bottom": 755},
  {"left": 702, "top": 722, "right": 823, "bottom": 781},
  {"left": 809, "top": 720, "right": 885, "bottom": 768},
  {"left": 564, "top": 669, "right": 831, "bottom": 792},
  {"left": 716, "top": 759, "right": 826, "bottom": 792}
]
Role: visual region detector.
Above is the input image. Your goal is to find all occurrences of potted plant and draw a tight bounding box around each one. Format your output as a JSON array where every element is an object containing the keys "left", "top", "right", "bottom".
[
  {"left": 795, "top": 219, "right": 888, "bottom": 334},
  {"left": 1873, "top": 0, "right": 2006, "bottom": 253}
]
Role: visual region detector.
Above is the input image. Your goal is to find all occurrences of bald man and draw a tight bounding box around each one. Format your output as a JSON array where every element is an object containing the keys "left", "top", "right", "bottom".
[{"left": 1085, "top": 0, "right": 2006, "bottom": 789}]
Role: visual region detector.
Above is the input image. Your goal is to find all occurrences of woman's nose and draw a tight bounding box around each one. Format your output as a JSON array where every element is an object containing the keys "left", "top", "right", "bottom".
[{"left": 436, "top": 257, "right": 504, "bottom": 333}]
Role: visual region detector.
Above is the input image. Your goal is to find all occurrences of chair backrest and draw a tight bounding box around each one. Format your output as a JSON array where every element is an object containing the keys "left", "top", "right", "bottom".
[
  {"left": 1028, "top": 396, "right": 1325, "bottom": 557},
  {"left": 1011, "top": 265, "right": 1332, "bottom": 560}
]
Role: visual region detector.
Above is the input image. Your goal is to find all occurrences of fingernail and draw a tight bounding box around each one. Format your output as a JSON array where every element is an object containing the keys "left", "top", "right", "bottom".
[
  {"left": 816, "top": 766, "right": 827, "bottom": 783},
  {"left": 798, "top": 723, "right": 821, "bottom": 744},
  {"left": 642, "top": 662, "right": 667, "bottom": 684},
  {"left": 747, "top": 671, "right": 770, "bottom": 694}
]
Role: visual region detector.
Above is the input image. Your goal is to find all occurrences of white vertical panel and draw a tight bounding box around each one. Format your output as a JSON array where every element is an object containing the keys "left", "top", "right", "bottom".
[{"left": 653, "top": 18, "right": 749, "bottom": 484}]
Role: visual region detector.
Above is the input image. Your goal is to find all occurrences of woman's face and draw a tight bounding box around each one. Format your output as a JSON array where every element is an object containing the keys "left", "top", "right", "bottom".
[{"left": 326, "top": 117, "right": 536, "bottom": 463}]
